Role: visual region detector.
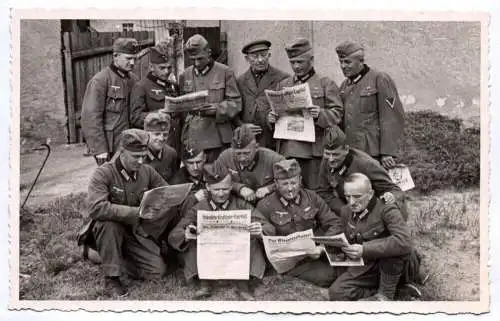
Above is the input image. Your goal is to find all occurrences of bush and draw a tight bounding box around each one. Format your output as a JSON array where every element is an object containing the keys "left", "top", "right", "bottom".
[{"left": 399, "top": 111, "right": 480, "bottom": 194}]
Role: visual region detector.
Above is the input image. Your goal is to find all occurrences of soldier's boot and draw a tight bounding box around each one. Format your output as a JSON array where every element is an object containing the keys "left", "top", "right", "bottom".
[
  {"left": 104, "top": 276, "right": 129, "bottom": 298},
  {"left": 236, "top": 280, "right": 256, "bottom": 301},
  {"left": 194, "top": 280, "right": 213, "bottom": 299},
  {"left": 360, "top": 271, "right": 401, "bottom": 301}
]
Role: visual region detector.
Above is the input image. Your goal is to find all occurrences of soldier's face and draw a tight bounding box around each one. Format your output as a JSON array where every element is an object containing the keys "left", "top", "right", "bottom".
[
  {"left": 276, "top": 176, "right": 302, "bottom": 200},
  {"left": 339, "top": 56, "right": 364, "bottom": 78},
  {"left": 323, "top": 146, "right": 349, "bottom": 169},
  {"left": 290, "top": 56, "right": 314, "bottom": 77},
  {"left": 114, "top": 53, "right": 136, "bottom": 72},
  {"left": 245, "top": 50, "right": 270, "bottom": 72},
  {"left": 120, "top": 149, "right": 148, "bottom": 172},
  {"left": 190, "top": 50, "right": 211, "bottom": 71},
  {"left": 207, "top": 175, "right": 232, "bottom": 203},
  {"left": 344, "top": 181, "right": 374, "bottom": 213},
  {"left": 185, "top": 152, "right": 206, "bottom": 178},
  {"left": 148, "top": 131, "right": 169, "bottom": 151},
  {"left": 233, "top": 141, "right": 258, "bottom": 168},
  {"left": 150, "top": 62, "right": 174, "bottom": 80}
]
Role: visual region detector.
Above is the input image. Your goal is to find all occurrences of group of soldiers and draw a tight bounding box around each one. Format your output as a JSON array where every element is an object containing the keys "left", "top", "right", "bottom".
[{"left": 77, "top": 33, "right": 422, "bottom": 301}]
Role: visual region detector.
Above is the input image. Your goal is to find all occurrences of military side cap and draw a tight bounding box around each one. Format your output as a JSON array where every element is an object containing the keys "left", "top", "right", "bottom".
[
  {"left": 113, "top": 38, "right": 140, "bottom": 55},
  {"left": 273, "top": 159, "right": 302, "bottom": 180},
  {"left": 149, "top": 47, "right": 170, "bottom": 64},
  {"left": 231, "top": 124, "right": 256, "bottom": 148},
  {"left": 335, "top": 41, "right": 364, "bottom": 58},
  {"left": 121, "top": 128, "right": 149, "bottom": 152},
  {"left": 185, "top": 34, "right": 209, "bottom": 57},
  {"left": 242, "top": 39, "right": 271, "bottom": 54},
  {"left": 203, "top": 164, "right": 229, "bottom": 185},
  {"left": 144, "top": 112, "right": 171, "bottom": 132},
  {"left": 285, "top": 38, "right": 313, "bottom": 59},
  {"left": 182, "top": 143, "right": 203, "bottom": 160},
  {"left": 324, "top": 126, "right": 347, "bottom": 150}
]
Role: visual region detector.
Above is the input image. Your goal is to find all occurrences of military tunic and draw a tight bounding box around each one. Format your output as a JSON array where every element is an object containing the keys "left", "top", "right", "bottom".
[
  {"left": 81, "top": 64, "right": 138, "bottom": 157},
  {"left": 237, "top": 66, "right": 290, "bottom": 149},
  {"left": 274, "top": 71, "right": 343, "bottom": 189},
  {"left": 340, "top": 65, "right": 404, "bottom": 158},
  {"left": 143, "top": 145, "right": 179, "bottom": 183},
  {"left": 168, "top": 195, "right": 268, "bottom": 281}
]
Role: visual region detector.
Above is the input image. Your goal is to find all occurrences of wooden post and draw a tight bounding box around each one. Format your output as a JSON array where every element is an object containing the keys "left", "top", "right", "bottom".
[{"left": 62, "top": 32, "right": 77, "bottom": 143}]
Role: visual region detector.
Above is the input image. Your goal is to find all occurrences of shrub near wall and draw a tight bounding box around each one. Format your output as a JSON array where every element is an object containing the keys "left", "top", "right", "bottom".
[{"left": 399, "top": 111, "right": 480, "bottom": 194}]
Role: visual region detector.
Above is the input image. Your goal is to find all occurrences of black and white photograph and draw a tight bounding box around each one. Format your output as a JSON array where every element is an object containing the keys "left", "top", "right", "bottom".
[{"left": 8, "top": 8, "right": 488, "bottom": 314}]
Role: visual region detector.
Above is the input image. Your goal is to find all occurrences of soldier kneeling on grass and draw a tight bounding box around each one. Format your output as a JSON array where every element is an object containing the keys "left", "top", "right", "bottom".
[
  {"left": 328, "top": 173, "right": 423, "bottom": 301},
  {"left": 77, "top": 129, "right": 178, "bottom": 297},
  {"left": 168, "top": 164, "right": 269, "bottom": 300}
]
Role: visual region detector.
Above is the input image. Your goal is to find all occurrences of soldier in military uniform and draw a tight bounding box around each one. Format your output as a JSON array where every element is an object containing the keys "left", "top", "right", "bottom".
[
  {"left": 236, "top": 39, "right": 290, "bottom": 149},
  {"left": 268, "top": 38, "right": 343, "bottom": 190},
  {"left": 315, "top": 126, "right": 407, "bottom": 219},
  {"left": 130, "top": 47, "right": 182, "bottom": 155},
  {"left": 179, "top": 34, "right": 242, "bottom": 163},
  {"left": 256, "top": 159, "right": 343, "bottom": 288},
  {"left": 143, "top": 112, "right": 179, "bottom": 183},
  {"left": 81, "top": 38, "right": 140, "bottom": 165},
  {"left": 335, "top": 41, "right": 405, "bottom": 170},
  {"left": 213, "top": 124, "right": 285, "bottom": 204},
  {"left": 77, "top": 129, "right": 174, "bottom": 297},
  {"left": 328, "top": 173, "right": 417, "bottom": 301},
  {"left": 168, "top": 164, "right": 269, "bottom": 300}
]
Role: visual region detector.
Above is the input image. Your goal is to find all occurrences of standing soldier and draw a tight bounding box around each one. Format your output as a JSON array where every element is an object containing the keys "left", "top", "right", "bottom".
[
  {"left": 335, "top": 41, "right": 405, "bottom": 170},
  {"left": 130, "top": 47, "right": 182, "bottom": 155},
  {"left": 268, "top": 38, "right": 343, "bottom": 190},
  {"left": 214, "top": 124, "right": 285, "bottom": 204},
  {"left": 179, "top": 34, "right": 242, "bottom": 163},
  {"left": 81, "top": 38, "right": 140, "bottom": 165},
  {"left": 236, "top": 39, "right": 290, "bottom": 149},
  {"left": 143, "top": 112, "right": 179, "bottom": 183}
]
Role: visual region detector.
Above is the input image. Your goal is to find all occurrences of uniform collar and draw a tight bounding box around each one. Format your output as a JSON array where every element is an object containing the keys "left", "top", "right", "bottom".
[
  {"left": 237, "top": 151, "right": 260, "bottom": 171},
  {"left": 251, "top": 67, "right": 269, "bottom": 80},
  {"left": 353, "top": 196, "right": 378, "bottom": 221},
  {"left": 208, "top": 196, "right": 232, "bottom": 210},
  {"left": 330, "top": 149, "right": 354, "bottom": 176},
  {"left": 279, "top": 191, "right": 301, "bottom": 207},
  {"left": 294, "top": 68, "right": 316, "bottom": 84},
  {"left": 115, "top": 156, "right": 137, "bottom": 181},
  {"left": 147, "top": 72, "right": 167, "bottom": 87},
  {"left": 347, "top": 64, "right": 370, "bottom": 85},
  {"left": 194, "top": 60, "right": 215, "bottom": 77},
  {"left": 188, "top": 173, "right": 204, "bottom": 187},
  {"left": 147, "top": 148, "right": 162, "bottom": 161},
  {"left": 110, "top": 63, "right": 130, "bottom": 79}
]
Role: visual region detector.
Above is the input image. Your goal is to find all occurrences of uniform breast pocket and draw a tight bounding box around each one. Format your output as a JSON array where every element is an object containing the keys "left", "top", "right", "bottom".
[
  {"left": 358, "top": 87, "right": 378, "bottom": 113},
  {"left": 298, "top": 207, "right": 319, "bottom": 229},
  {"left": 109, "top": 185, "right": 126, "bottom": 204},
  {"left": 311, "top": 90, "right": 325, "bottom": 108},
  {"left": 270, "top": 212, "right": 292, "bottom": 226},
  {"left": 361, "top": 223, "right": 386, "bottom": 242},
  {"left": 106, "top": 88, "right": 126, "bottom": 113},
  {"left": 209, "top": 82, "right": 225, "bottom": 102}
]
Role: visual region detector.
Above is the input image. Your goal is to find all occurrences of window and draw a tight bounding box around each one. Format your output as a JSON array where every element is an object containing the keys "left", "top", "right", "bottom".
[{"left": 122, "top": 23, "right": 134, "bottom": 32}]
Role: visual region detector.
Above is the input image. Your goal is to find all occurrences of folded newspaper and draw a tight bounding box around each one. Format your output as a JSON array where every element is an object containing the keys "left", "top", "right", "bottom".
[
  {"left": 264, "top": 83, "right": 313, "bottom": 113},
  {"left": 312, "top": 233, "right": 364, "bottom": 266},
  {"left": 164, "top": 90, "right": 209, "bottom": 113},
  {"left": 262, "top": 229, "right": 317, "bottom": 273},
  {"left": 138, "top": 183, "right": 193, "bottom": 220},
  {"left": 388, "top": 164, "right": 415, "bottom": 191}
]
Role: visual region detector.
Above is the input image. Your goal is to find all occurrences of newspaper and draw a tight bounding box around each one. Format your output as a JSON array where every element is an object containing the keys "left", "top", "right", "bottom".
[
  {"left": 313, "top": 233, "right": 364, "bottom": 266},
  {"left": 138, "top": 183, "right": 193, "bottom": 219},
  {"left": 265, "top": 83, "right": 313, "bottom": 113},
  {"left": 164, "top": 90, "right": 209, "bottom": 113},
  {"left": 388, "top": 164, "right": 415, "bottom": 191},
  {"left": 262, "top": 229, "right": 317, "bottom": 273},
  {"left": 196, "top": 210, "right": 251, "bottom": 280}
]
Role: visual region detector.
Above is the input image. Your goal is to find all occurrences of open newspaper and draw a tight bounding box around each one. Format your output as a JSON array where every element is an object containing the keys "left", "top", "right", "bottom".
[
  {"left": 265, "top": 83, "right": 316, "bottom": 143},
  {"left": 262, "top": 229, "right": 317, "bottom": 273},
  {"left": 138, "top": 183, "right": 193, "bottom": 220},
  {"left": 197, "top": 209, "right": 251, "bottom": 280},
  {"left": 388, "top": 164, "right": 415, "bottom": 191},
  {"left": 164, "top": 90, "right": 210, "bottom": 113},
  {"left": 312, "top": 233, "right": 365, "bottom": 267}
]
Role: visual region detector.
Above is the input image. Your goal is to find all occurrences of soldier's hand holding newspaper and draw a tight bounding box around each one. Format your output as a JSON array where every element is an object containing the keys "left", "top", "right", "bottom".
[
  {"left": 240, "top": 187, "right": 256, "bottom": 202},
  {"left": 249, "top": 222, "right": 262, "bottom": 237},
  {"left": 342, "top": 244, "right": 363, "bottom": 260},
  {"left": 381, "top": 191, "right": 396, "bottom": 204},
  {"left": 255, "top": 186, "right": 271, "bottom": 199},
  {"left": 185, "top": 224, "right": 198, "bottom": 240},
  {"left": 307, "top": 105, "right": 321, "bottom": 118},
  {"left": 267, "top": 111, "right": 278, "bottom": 124},
  {"left": 194, "top": 189, "right": 208, "bottom": 202},
  {"left": 309, "top": 245, "right": 323, "bottom": 260}
]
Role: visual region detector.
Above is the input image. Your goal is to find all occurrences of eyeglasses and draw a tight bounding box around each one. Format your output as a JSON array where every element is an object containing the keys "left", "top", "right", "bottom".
[{"left": 247, "top": 51, "right": 270, "bottom": 60}]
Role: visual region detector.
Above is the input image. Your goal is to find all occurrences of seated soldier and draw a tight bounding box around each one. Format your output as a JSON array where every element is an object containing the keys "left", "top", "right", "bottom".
[
  {"left": 77, "top": 129, "right": 175, "bottom": 297},
  {"left": 168, "top": 164, "right": 268, "bottom": 300},
  {"left": 143, "top": 112, "right": 180, "bottom": 183},
  {"left": 214, "top": 124, "right": 285, "bottom": 204},
  {"left": 328, "top": 173, "right": 421, "bottom": 301},
  {"left": 256, "top": 159, "right": 343, "bottom": 288},
  {"left": 316, "top": 126, "right": 408, "bottom": 219}
]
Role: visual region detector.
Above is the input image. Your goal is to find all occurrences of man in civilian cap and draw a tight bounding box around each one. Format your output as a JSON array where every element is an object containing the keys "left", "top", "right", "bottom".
[
  {"left": 81, "top": 38, "right": 141, "bottom": 165},
  {"left": 130, "top": 47, "right": 182, "bottom": 155},
  {"left": 214, "top": 124, "right": 285, "bottom": 203},
  {"left": 255, "top": 159, "right": 344, "bottom": 288},
  {"left": 236, "top": 39, "right": 290, "bottom": 149},
  {"left": 142, "top": 112, "right": 180, "bottom": 183},
  {"left": 315, "top": 126, "right": 407, "bottom": 219},
  {"left": 168, "top": 164, "right": 271, "bottom": 300},
  {"left": 268, "top": 38, "right": 343, "bottom": 190},
  {"left": 179, "top": 34, "right": 242, "bottom": 163},
  {"left": 77, "top": 129, "right": 174, "bottom": 298},
  {"left": 335, "top": 41, "right": 405, "bottom": 170}
]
